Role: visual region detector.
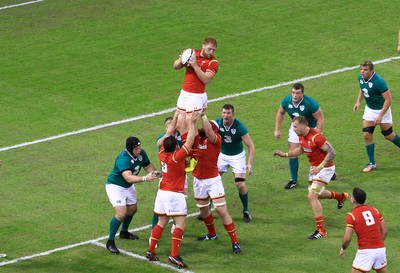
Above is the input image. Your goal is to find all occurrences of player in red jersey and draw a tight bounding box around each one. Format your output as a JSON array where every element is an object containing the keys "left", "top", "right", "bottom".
[
  {"left": 339, "top": 187, "right": 387, "bottom": 273},
  {"left": 173, "top": 38, "right": 219, "bottom": 171},
  {"left": 274, "top": 116, "right": 348, "bottom": 239},
  {"left": 146, "top": 112, "right": 198, "bottom": 269},
  {"left": 192, "top": 114, "right": 241, "bottom": 254}
]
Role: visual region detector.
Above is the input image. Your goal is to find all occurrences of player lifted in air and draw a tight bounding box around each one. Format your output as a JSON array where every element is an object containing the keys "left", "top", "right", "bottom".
[{"left": 173, "top": 37, "right": 219, "bottom": 172}]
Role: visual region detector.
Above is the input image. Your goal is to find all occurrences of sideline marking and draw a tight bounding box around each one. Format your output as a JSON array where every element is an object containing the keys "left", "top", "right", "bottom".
[
  {"left": 0, "top": 0, "right": 44, "bottom": 11},
  {"left": 91, "top": 241, "right": 194, "bottom": 273},
  {"left": 0, "top": 212, "right": 199, "bottom": 268},
  {"left": 1, "top": 56, "right": 399, "bottom": 153},
  {"left": 1, "top": 57, "right": 400, "bottom": 269}
]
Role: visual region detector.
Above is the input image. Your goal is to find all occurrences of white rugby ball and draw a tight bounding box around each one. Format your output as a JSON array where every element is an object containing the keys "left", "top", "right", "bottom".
[{"left": 181, "top": 48, "right": 193, "bottom": 65}]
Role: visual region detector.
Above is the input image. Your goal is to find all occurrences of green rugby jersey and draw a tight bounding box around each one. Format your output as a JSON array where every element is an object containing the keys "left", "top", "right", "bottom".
[
  {"left": 106, "top": 149, "right": 150, "bottom": 188},
  {"left": 358, "top": 72, "right": 388, "bottom": 110},
  {"left": 216, "top": 117, "right": 248, "bottom": 156},
  {"left": 281, "top": 95, "right": 320, "bottom": 128}
]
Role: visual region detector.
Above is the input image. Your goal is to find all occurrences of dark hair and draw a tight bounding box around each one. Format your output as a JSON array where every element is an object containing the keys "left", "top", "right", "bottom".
[
  {"left": 163, "top": 135, "right": 177, "bottom": 153},
  {"left": 293, "top": 115, "right": 308, "bottom": 126},
  {"left": 292, "top": 83, "right": 304, "bottom": 92},
  {"left": 204, "top": 37, "right": 217, "bottom": 47},
  {"left": 222, "top": 103, "right": 234, "bottom": 112},
  {"left": 126, "top": 137, "right": 141, "bottom": 153},
  {"left": 352, "top": 187, "right": 367, "bottom": 204},
  {"left": 360, "top": 60, "right": 374, "bottom": 70}
]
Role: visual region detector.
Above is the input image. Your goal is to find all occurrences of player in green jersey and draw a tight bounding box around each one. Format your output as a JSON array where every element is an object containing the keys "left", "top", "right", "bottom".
[
  {"left": 105, "top": 136, "right": 160, "bottom": 254},
  {"left": 275, "top": 83, "right": 324, "bottom": 189},
  {"left": 216, "top": 104, "right": 255, "bottom": 222},
  {"left": 353, "top": 60, "right": 400, "bottom": 173}
]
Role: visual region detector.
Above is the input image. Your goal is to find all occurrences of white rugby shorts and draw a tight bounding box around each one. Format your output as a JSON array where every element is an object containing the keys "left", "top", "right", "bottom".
[
  {"left": 352, "top": 247, "right": 387, "bottom": 272},
  {"left": 153, "top": 190, "right": 187, "bottom": 216},
  {"left": 106, "top": 183, "right": 137, "bottom": 207},
  {"left": 193, "top": 175, "right": 225, "bottom": 200},
  {"left": 288, "top": 123, "right": 301, "bottom": 143},
  {"left": 177, "top": 89, "right": 207, "bottom": 112},
  {"left": 218, "top": 150, "right": 246, "bottom": 174},
  {"left": 308, "top": 165, "right": 335, "bottom": 194},
  {"left": 363, "top": 105, "right": 392, "bottom": 124}
]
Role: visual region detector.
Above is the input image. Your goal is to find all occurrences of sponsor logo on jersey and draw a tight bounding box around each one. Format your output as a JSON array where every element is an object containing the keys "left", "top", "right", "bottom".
[
  {"left": 198, "top": 144, "right": 207, "bottom": 150},
  {"left": 288, "top": 104, "right": 293, "bottom": 108}
]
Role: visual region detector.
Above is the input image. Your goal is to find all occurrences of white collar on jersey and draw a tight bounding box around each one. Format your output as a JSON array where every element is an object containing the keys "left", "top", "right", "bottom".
[{"left": 362, "top": 71, "right": 375, "bottom": 83}]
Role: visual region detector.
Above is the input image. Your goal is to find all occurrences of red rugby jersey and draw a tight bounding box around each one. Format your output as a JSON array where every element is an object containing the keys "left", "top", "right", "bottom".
[
  {"left": 182, "top": 49, "right": 219, "bottom": 94},
  {"left": 346, "top": 205, "right": 385, "bottom": 249},
  {"left": 192, "top": 134, "right": 221, "bottom": 179},
  {"left": 158, "top": 145, "right": 190, "bottom": 193},
  {"left": 299, "top": 128, "right": 334, "bottom": 167}
]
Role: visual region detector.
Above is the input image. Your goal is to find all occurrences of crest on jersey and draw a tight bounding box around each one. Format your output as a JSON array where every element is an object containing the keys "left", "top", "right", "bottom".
[
  {"left": 368, "top": 82, "right": 373, "bottom": 88},
  {"left": 231, "top": 129, "right": 236, "bottom": 134},
  {"left": 359, "top": 79, "right": 363, "bottom": 84},
  {"left": 300, "top": 105, "right": 305, "bottom": 111}
]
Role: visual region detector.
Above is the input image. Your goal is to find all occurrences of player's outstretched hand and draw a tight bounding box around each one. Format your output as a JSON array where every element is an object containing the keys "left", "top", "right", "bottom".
[
  {"left": 273, "top": 150, "right": 284, "bottom": 157},
  {"left": 146, "top": 172, "right": 159, "bottom": 182}
]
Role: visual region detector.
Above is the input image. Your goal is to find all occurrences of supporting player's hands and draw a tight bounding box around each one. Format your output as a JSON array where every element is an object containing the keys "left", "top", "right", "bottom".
[{"left": 186, "top": 111, "right": 200, "bottom": 123}]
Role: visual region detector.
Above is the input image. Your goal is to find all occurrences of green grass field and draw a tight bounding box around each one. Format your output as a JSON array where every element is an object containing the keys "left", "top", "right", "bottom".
[{"left": 1, "top": 1, "right": 400, "bottom": 272}]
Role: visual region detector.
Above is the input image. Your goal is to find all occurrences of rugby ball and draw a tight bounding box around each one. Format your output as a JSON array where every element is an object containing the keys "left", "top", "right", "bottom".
[{"left": 181, "top": 48, "right": 193, "bottom": 66}]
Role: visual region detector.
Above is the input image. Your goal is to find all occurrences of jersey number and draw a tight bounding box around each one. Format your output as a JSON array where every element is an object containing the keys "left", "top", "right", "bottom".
[
  {"left": 361, "top": 88, "right": 370, "bottom": 98},
  {"left": 362, "top": 210, "right": 375, "bottom": 226},
  {"left": 161, "top": 162, "right": 168, "bottom": 173}
]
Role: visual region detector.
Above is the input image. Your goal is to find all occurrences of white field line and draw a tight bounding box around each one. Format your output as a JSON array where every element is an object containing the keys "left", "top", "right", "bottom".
[
  {"left": 0, "top": 0, "right": 44, "bottom": 11},
  {"left": 91, "top": 241, "right": 195, "bottom": 273},
  {"left": 0, "top": 211, "right": 200, "bottom": 268},
  {"left": 0, "top": 57, "right": 399, "bottom": 269},
  {"left": 1, "top": 56, "right": 399, "bottom": 153}
]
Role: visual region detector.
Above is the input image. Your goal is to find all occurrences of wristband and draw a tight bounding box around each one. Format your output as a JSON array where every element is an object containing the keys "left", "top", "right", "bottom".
[
  {"left": 318, "top": 164, "right": 324, "bottom": 169},
  {"left": 285, "top": 153, "right": 288, "bottom": 157},
  {"left": 142, "top": 176, "right": 147, "bottom": 182},
  {"left": 202, "top": 114, "right": 208, "bottom": 121}
]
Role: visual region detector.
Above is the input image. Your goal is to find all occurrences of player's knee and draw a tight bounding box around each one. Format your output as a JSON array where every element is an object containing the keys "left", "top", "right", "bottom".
[
  {"left": 381, "top": 126, "right": 393, "bottom": 137},
  {"left": 308, "top": 183, "right": 325, "bottom": 196},
  {"left": 362, "top": 126, "right": 375, "bottom": 134},
  {"left": 235, "top": 177, "right": 245, "bottom": 183}
]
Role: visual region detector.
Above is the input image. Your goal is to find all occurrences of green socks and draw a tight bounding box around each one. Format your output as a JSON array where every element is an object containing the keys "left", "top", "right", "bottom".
[
  {"left": 289, "top": 157, "right": 299, "bottom": 181},
  {"left": 239, "top": 192, "right": 249, "bottom": 212},
  {"left": 365, "top": 143, "right": 375, "bottom": 164},
  {"left": 109, "top": 217, "right": 122, "bottom": 240}
]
